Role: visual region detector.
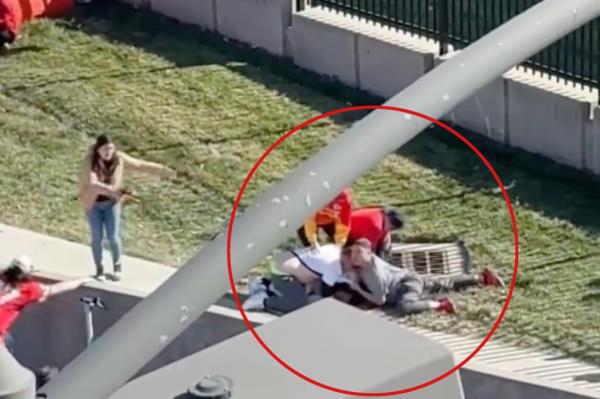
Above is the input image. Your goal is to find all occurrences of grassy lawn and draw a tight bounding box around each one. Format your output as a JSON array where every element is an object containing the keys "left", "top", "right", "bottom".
[{"left": 2, "top": 1, "right": 600, "bottom": 365}]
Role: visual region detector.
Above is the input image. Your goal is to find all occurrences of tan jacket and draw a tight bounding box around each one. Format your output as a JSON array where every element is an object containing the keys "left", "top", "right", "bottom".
[{"left": 79, "top": 147, "right": 169, "bottom": 210}]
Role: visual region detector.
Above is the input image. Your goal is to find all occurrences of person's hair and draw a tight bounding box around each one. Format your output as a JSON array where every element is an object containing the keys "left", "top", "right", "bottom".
[
  {"left": 385, "top": 210, "right": 405, "bottom": 230},
  {"left": 91, "top": 135, "right": 119, "bottom": 183},
  {"left": 1, "top": 266, "right": 31, "bottom": 287}
]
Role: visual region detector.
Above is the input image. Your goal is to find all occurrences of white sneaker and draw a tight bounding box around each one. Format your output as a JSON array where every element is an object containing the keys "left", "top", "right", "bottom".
[
  {"left": 94, "top": 274, "right": 107, "bottom": 282},
  {"left": 242, "top": 291, "right": 268, "bottom": 311}
]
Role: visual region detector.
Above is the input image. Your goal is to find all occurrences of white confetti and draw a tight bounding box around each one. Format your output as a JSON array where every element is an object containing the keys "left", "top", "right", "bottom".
[
  {"left": 271, "top": 198, "right": 281, "bottom": 204},
  {"left": 309, "top": 171, "right": 317, "bottom": 176},
  {"left": 279, "top": 220, "right": 288, "bottom": 228},
  {"left": 180, "top": 315, "right": 189, "bottom": 323},
  {"left": 404, "top": 114, "right": 412, "bottom": 120},
  {"left": 246, "top": 243, "right": 255, "bottom": 250},
  {"left": 181, "top": 305, "right": 189, "bottom": 312},
  {"left": 282, "top": 196, "right": 290, "bottom": 201},
  {"left": 442, "top": 93, "right": 451, "bottom": 102},
  {"left": 497, "top": 41, "right": 504, "bottom": 47},
  {"left": 322, "top": 181, "right": 330, "bottom": 190},
  {"left": 572, "top": 8, "right": 577, "bottom": 16},
  {"left": 458, "top": 62, "right": 465, "bottom": 68},
  {"left": 305, "top": 194, "right": 312, "bottom": 207},
  {"left": 159, "top": 335, "right": 168, "bottom": 343}
]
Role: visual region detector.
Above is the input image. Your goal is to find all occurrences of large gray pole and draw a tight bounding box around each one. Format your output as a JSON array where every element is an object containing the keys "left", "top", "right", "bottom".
[
  {"left": 40, "top": 1, "right": 600, "bottom": 398},
  {"left": 0, "top": 345, "right": 35, "bottom": 399}
]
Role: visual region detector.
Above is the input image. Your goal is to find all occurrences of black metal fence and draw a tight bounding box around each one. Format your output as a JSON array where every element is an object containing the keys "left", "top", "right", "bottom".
[{"left": 298, "top": 0, "right": 600, "bottom": 95}]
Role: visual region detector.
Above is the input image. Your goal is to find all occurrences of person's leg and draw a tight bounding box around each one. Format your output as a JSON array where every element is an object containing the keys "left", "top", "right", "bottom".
[
  {"left": 422, "top": 267, "right": 504, "bottom": 294},
  {"left": 296, "top": 226, "right": 310, "bottom": 247},
  {"left": 105, "top": 201, "right": 123, "bottom": 277},
  {"left": 86, "top": 205, "right": 105, "bottom": 276}
]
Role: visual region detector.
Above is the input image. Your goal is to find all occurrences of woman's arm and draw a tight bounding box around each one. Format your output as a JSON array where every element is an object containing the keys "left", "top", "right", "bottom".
[
  {"left": 120, "top": 152, "right": 175, "bottom": 178},
  {"left": 44, "top": 277, "right": 92, "bottom": 300}
]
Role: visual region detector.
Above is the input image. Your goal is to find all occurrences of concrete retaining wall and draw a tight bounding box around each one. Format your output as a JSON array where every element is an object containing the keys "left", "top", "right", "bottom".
[
  {"left": 506, "top": 78, "right": 589, "bottom": 170},
  {"left": 287, "top": 11, "right": 358, "bottom": 86},
  {"left": 151, "top": 0, "right": 216, "bottom": 30},
  {"left": 217, "top": 0, "right": 292, "bottom": 56}
]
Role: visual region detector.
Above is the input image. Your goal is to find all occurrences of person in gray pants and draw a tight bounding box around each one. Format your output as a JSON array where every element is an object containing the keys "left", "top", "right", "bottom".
[{"left": 342, "top": 238, "right": 505, "bottom": 315}]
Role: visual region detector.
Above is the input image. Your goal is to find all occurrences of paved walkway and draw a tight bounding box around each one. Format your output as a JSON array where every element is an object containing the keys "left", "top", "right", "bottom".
[{"left": 1, "top": 222, "right": 599, "bottom": 398}]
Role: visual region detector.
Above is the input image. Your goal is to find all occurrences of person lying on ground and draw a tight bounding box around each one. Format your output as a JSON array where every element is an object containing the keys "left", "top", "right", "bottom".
[
  {"left": 346, "top": 206, "right": 405, "bottom": 259},
  {"left": 79, "top": 134, "right": 176, "bottom": 282},
  {"left": 0, "top": 255, "right": 92, "bottom": 354},
  {"left": 297, "top": 188, "right": 353, "bottom": 251},
  {"left": 343, "top": 238, "right": 505, "bottom": 315}
]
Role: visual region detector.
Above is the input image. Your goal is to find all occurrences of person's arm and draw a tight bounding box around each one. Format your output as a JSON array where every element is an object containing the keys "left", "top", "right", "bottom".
[
  {"left": 349, "top": 266, "right": 387, "bottom": 307},
  {"left": 333, "top": 192, "right": 352, "bottom": 245},
  {"left": 120, "top": 152, "right": 175, "bottom": 178},
  {"left": 349, "top": 280, "right": 385, "bottom": 306},
  {"left": 43, "top": 277, "right": 92, "bottom": 300}
]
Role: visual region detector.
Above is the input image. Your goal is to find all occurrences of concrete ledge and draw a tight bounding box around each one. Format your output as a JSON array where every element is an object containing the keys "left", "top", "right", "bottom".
[
  {"left": 506, "top": 78, "right": 588, "bottom": 169},
  {"left": 150, "top": 0, "right": 216, "bottom": 31},
  {"left": 216, "top": 0, "right": 292, "bottom": 56}
]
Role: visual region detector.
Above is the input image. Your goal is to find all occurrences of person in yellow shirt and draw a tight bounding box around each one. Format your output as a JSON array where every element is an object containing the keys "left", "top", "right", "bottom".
[{"left": 297, "top": 188, "right": 353, "bottom": 250}]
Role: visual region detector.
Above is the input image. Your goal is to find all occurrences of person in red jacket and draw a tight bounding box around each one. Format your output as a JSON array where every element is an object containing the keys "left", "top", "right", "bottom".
[
  {"left": 0, "top": 255, "right": 91, "bottom": 354},
  {"left": 346, "top": 206, "right": 405, "bottom": 258},
  {"left": 297, "top": 188, "right": 353, "bottom": 250},
  {"left": 0, "top": 0, "right": 19, "bottom": 50}
]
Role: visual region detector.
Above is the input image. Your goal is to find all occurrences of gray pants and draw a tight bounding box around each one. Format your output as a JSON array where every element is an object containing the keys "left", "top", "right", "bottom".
[{"left": 394, "top": 272, "right": 479, "bottom": 314}]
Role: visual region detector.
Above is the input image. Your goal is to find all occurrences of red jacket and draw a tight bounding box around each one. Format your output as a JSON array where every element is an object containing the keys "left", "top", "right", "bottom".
[
  {"left": 0, "top": 0, "right": 73, "bottom": 38},
  {"left": 347, "top": 206, "right": 388, "bottom": 250},
  {"left": 0, "top": 0, "right": 19, "bottom": 38},
  {"left": 303, "top": 188, "right": 352, "bottom": 245}
]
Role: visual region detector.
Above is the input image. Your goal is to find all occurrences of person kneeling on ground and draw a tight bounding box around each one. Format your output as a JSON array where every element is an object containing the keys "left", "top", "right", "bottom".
[
  {"left": 343, "top": 238, "right": 505, "bottom": 315},
  {"left": 346, "top": 206, "right": 405, "bottom": 259},
  {"left": 0, "top": 255, "right": 92, "bottom": 354}
]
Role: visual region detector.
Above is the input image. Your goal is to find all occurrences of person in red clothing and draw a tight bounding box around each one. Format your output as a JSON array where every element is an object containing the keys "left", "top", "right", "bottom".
[
  {"left": 0, "top": 255, "right": 91, "bottom": 354},
  {"left": 297, "top": 188, "right": 353, "bottom": 250},
  {"left": 0, "top": 0, "right": 19, "bottom": 50},
  {"left": 346, "top": 206, "right": 405, "bottom": 259}
]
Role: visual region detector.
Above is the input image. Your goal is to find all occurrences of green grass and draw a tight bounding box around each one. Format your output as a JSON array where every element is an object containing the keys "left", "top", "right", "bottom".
[{"left": 2, "top": 1, "right": 600, "bottom": 365}]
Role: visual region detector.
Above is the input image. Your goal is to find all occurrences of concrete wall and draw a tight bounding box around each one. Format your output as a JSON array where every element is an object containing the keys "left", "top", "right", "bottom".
[
  {"left": 152, "top": 0, "right": 215, "bottom": 31},
  {"left": 357, "top": 34, "right": 435, "bottom": 99},
  {"left": 10, "top": 285, "right": 253, "bottom": 379},
  {"left": 506, "top": 79, "right": 589, "bottom": 170},
  {"left": 287, "top": 12, "right": 358, "bottom": 86},
  {"left": 217, "top": 0, "right": 292, "bottom": 56},
  {"left": 582, "top": 101, "right": 600, "bottom": 175}
]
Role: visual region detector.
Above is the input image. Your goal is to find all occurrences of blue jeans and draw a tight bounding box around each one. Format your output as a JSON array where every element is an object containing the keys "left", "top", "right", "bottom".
[{"left": 86, "top": 200, "right": 122, "bottom": 274}]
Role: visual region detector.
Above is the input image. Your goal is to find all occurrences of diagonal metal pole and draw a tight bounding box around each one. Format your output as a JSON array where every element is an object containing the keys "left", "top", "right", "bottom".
[{"left": 40, "top": 1, "right": 600, "bottom": 398}]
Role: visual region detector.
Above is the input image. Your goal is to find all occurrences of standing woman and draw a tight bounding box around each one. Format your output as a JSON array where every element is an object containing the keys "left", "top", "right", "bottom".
[{"left": 79, "top": 135, "right": 175, "bottom": 281}]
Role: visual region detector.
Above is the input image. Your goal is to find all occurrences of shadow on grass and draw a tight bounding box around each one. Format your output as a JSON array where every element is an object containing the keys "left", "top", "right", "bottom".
[{"left": 60, "top": 0, "right": 600, "bottom": 235}]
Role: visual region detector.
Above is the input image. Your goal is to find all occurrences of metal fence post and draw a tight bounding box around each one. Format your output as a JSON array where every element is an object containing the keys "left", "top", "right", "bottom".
[{"left": 437, "top": 0, "right": 450, "bottom": 55}]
